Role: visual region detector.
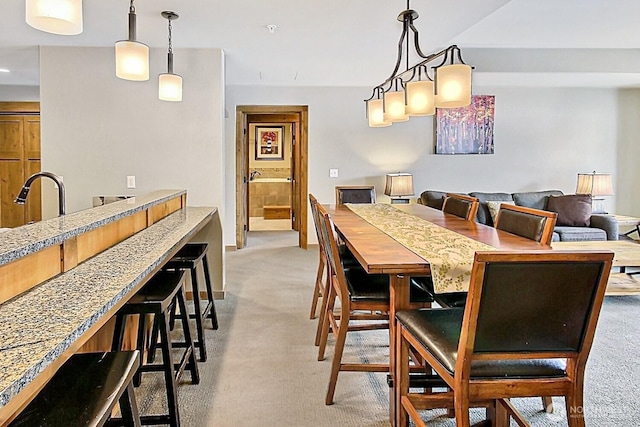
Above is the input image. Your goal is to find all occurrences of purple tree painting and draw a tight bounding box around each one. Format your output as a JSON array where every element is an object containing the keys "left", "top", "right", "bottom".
[{"left": 435, "top": 95, "right": 495, "bottom": 154}]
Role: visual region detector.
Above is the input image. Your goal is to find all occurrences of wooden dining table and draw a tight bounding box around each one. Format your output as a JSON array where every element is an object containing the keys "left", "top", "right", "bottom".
[{"left": 326, "top": 203, "right": 550, "bottom": 427}]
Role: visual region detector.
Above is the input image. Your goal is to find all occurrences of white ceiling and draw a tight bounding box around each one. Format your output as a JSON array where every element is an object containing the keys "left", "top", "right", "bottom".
[{"left": 1, "top": 0, "right": 639, "bottom": 88}]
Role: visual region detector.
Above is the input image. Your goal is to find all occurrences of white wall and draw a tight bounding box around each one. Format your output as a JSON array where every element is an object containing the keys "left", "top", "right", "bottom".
[
  {"left": 39, "top": 46, "right": 225, "bottom": 216},
  {"left": 226, "top": 85, "right": 619, "bottom": 245},
  {"left": 616, "top": 88, "right": 640, "bottom": 216},
  {"left": 0, "top": 85, "right": 39, "bottom": 101}
]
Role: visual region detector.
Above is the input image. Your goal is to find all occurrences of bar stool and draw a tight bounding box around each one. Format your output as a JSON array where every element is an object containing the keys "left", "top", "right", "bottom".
[
  {"left": 112, "top": 270, "right": 199, "bottom": 427},
  {"left": 163, "top": 242, "right": 218, "bottom": 362},
  {"left": 9, "top": 351, "right": 141, "bottom": 427}
]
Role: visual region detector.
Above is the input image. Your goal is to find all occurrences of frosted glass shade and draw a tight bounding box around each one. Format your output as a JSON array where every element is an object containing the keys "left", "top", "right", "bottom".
[
  {"left": 159, "top": 73, "right": 183, "bottom": 102},
  {"left": 115, "top": 40, "right": 149, "bottom": 81},
  {"left": 26, "top": 0, "right": 83, "bottom": 35},
  {"left": 435, "top": 64, "right": 472, "bottom": 108},
  {"left": 405, "top": 80, "right": 435, "bottom": 116},
  {"left": 383, "top": 91, "right": 409, "bottom": 122},
  {"left": 367, "top": 99, "right": 391, "bottom": 127}
]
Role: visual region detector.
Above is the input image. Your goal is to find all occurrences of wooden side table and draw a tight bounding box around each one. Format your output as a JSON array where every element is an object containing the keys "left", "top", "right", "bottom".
[{"left": 614, "top": 214, "right": 640, "bottom": 239}]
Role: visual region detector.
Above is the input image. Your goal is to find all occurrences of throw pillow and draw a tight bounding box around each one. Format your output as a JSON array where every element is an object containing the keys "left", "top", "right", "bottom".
[
  {"left": 547, "top": 194, "right": 592, "bottom": 227},
  {"left": 486, "top": 201, "right": 516, "bottom": 225}
]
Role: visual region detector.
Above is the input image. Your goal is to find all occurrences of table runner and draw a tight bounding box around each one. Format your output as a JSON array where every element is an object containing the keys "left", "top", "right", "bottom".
[{"left": 346, "top": 203, "right": 495, "bottom": 293}]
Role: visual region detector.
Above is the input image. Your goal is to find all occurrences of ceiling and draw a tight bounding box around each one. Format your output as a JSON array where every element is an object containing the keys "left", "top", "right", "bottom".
[{"left": 1, "top": 0, "right": 639, "bottom": 88}]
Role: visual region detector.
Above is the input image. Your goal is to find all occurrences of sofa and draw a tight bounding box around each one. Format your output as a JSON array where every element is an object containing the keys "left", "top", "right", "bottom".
[{"left": 418, "top": 190, "right": 618, "bottom": 242}]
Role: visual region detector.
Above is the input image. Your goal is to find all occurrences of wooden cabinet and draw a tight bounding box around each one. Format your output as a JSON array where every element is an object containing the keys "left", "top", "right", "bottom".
[{"left": 0, "top": 103, "right": 41, "bottom": 227}]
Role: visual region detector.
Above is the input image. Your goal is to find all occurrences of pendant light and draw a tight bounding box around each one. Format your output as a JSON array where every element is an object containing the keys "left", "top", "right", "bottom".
[
  {"left": 158, "top": 11, "right": 183, "bottom": 102},
  {"left": 115, "top": 0, "right": 149, "bottom": 81},
  {"left": 25, "top": 0, "right": 83, "bottom": 35}
]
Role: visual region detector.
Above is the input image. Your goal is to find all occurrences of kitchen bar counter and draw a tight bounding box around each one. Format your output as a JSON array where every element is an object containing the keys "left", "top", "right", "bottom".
[
  {"left": 0, "top": 205, "right": 216, "bottom": 424},
  {"left": 0, "top": 189, "right": 186, "bottom": 267}
]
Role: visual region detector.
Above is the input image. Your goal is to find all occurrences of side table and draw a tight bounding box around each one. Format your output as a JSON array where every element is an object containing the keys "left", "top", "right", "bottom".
[{"left": 614, "top": 214, "right": 640, "bottom": 239}]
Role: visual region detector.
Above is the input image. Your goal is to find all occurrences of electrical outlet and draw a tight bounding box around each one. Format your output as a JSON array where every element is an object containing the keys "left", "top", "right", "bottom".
[
  {"left": 329, "top": 169, "right": 339, "bottom": 178},
  {"left": 127, "top": 176, "right": 136, "bottom": 189}
]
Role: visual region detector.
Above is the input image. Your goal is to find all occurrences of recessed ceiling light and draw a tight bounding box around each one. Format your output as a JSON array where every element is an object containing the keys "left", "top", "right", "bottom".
[
  {"left": 266, "top": 24, "right": 277, "bottom": 33},
  {"left": 0, "top": 68, "right": 9, "bottom": 73}
]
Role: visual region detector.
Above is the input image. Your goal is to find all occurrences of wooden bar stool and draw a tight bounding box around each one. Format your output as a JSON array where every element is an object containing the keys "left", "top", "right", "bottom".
[
  {"left": 9, "top": 351, "right": 141, "bottom": 427},
  {"left": 163, "top": 242, "right": 218, "bottom": 362},
  {"left": 112, "top": 270, "right": 199, "bottom": 427}
]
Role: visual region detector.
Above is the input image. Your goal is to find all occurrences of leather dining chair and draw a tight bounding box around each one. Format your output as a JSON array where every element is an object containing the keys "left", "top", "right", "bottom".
[
  {"left": 396, "top": 250, "right": 613, "bottom": 427},
  {"left": 442, "top": 193, "right": 479, "bottom": 221},
  {"left": 315, "top": 202, "right": 432, "bottom": 405},
  {"left": 335, "top": 185, "right": 376, "bottom": 205}
]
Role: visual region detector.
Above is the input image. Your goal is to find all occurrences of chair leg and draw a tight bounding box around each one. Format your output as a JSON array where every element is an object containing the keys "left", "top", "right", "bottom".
[
  {"left": 310, "top": 251, "right": 325, "bottom": 319},
  {"left": 118, "top": 382, "right": 142, "bottom": 427},
  {"left": 542, "top": 396, "right": 554, "bottom": 413},
  {"left": 453, "top": 386, "right": 472, "bottom": 427},
  {"left": 317, "top": 278, "right": 337, "bottom": 361},
  {"left": 176, "top": 286, "right": 200, "bottom": 385},
  {"left": 325, "top": 302, "right": 350, "bottom": 405},
  {"left": 111, "top": 313, "right": 126, "bottom": 351},
  {"left": 133, "top": 314, "right": 147, "bottom": 387},
  {"left": 314, "top": 263, "right": 332, "bottom": 346},
  {"left": 147, "top": 314, "right": 160, "bottom": 363},
  {"left": 189, "top": 266, "right": 207, "bottom": 362},
  {"left": 565, "top": 390, "right": 586, "bottom": 427},
  {"left": 202, "top": 254, "right": 219, "bottom": 330},
  {"left": 158, "top": 311, "right": 181, "bottom": 427}
]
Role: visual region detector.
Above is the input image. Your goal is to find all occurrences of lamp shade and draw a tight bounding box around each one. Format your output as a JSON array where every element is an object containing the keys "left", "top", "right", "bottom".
[
  {"left": 405, "top": 80, "right": 435, "bottom": 116},
  {"left": 576, "top": 172, "right": 614, "bottom": 196},
  {"left": 435, "top": 64, "right": 472, "bottom": 108},
  {"left": 26, "top": 0, "right": 83, "bottom": 35},
  {"left": 115, "top": 40, "right": 149, "bottom": 81},
  {"left": 367, "top": 99, "right": 391, "bottom": 127},
  {"left": 159, "top": 73, "right": 183, "bottom": 102},
  {"left": 384, "top": 173, "right": 414, "bottom": 198},
  {"left": 383, "top": 91, "right": 409, "bottom": 123}
]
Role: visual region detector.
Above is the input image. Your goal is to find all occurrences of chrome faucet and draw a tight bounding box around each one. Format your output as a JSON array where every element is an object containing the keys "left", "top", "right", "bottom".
[
  {"left": 250, "top": 170, "right": 262, "bottom": 181},
  {"left": 15, "top": 171, "right": 66, "bottom": 216}
]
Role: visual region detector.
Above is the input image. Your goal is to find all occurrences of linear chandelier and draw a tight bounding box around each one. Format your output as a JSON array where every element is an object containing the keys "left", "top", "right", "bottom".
[{"left": 365, "top": 0, "right": 473, "bottom": 127}]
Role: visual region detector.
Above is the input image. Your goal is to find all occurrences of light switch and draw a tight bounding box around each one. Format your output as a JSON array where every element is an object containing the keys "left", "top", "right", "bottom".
[
  {"left": 329, "top": 169, "right": 339, "bottom": 178},
  {"left": 127, "top": 176, "right": 136, "bottom": 189}
]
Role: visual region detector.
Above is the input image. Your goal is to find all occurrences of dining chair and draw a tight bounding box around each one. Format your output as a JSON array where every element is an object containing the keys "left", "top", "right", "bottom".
[
  {"left": 442, "top": 193, "right": 479, "bottom": 221},
  {"left": 315, "top": 202, "right": 432, "bottom": 405},
  {"left": 396, "top": 250, "right": 613, "bottom": 427},
  {"left": 335, "top": 185, "right": 376, "bottom": 205}
]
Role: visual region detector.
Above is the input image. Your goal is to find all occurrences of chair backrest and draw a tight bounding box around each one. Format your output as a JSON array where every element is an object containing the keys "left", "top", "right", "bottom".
[
  {"left": 442, "top": 193, "right": 479, "bottom": 221},
  {"left": 459, "top": 251, "right": 612, "bottom": 368},
  {"left": 309, "top": 194, "right": 322, "bottom": 240},
  {"left": 494, "top": 203, "right": 558, "bottom": 245},
  {"left": 335, "top": 186, "right": 376, "bottom": 205},
  {"left": 316, "top": 203, "right": 351, "bottom": 303}
]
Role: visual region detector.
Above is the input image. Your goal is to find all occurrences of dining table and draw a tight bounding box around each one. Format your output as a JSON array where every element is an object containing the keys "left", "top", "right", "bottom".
[{"left": 326, "top": 202, "right": 551, "bottom": 427}]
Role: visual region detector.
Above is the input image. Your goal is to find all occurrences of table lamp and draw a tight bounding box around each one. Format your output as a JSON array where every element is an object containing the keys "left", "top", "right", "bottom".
[
  {"left": 575, "top": 171, "right": 614, "bottom": 214},
  {"left": 384, "top": 173, "right": 414, "bottom": 204}
]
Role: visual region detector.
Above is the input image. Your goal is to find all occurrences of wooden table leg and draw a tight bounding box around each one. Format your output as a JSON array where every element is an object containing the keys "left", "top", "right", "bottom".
[{"left": 390, "top": 274, "right": 410, "bottom": 427}]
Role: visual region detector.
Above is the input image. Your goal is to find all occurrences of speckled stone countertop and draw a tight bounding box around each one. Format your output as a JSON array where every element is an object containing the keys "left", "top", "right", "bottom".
[
  {"left": 0, "top": 205, "right": 215, "bottom": 409},
  {"left": 0, "top": 189, "right": 186, "bottom": 267}
]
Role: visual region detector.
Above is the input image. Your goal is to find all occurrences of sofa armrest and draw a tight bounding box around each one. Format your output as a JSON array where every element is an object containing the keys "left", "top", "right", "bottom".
[{"left": 590, "top": 214, "right": 619, "bottom": 240}]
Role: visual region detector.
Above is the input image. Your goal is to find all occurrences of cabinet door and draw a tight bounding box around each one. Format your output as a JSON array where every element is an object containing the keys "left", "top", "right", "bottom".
[
  {"left": 24, "top": 116, "right": 41, "bottom": 160},
  {"left": 0, "top": 116, "right": 24, "bottom": 160},
  {"left": 0, "top": 159, "right": 25, "bottom": 227}
]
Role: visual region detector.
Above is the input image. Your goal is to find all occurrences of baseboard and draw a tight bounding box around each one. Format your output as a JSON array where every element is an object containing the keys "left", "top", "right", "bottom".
[
  {"left": 185, "top": 290, "right": 226, "bottom": 300},
  {"left": 225, "top": 245, "right": 237, "bottom": 252}
]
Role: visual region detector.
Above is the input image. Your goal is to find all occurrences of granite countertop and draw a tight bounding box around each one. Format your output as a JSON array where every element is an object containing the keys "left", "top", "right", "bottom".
[
  {"left": 0, "top": 205, "right": 215, "bottom": 408},
  {"left": 0, "top": 189, "right": 186, "bottom": 267}
]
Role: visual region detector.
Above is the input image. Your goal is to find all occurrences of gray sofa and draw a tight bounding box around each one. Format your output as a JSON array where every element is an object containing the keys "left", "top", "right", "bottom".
[{"left": 418, "top": 190, "right": 618, "bottom": 242}]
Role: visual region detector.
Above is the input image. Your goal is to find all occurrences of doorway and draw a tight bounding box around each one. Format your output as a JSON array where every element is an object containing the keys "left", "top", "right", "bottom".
[{"left": 235, "top": 105, "right": 308, "bottom": 250}]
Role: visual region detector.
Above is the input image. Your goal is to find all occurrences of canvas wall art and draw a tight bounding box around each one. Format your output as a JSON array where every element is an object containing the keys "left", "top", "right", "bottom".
[{"left": 435, "top": 95, "right": 495, "bottom": 154}]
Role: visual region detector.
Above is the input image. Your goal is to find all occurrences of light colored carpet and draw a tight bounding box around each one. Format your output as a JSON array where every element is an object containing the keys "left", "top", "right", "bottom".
[{"left": 136, "top": 230, "right": 640, "bottom": 426}]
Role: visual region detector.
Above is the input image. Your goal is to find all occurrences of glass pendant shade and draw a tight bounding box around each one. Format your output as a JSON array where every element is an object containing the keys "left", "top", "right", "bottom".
[
  {"left": 159, "top": 73, "right": 183, "bottom": 102},
  {"left": 435, "top": 64, "right": 472, "bottom": 108},
  {"left": 367, "top": 99, "right": 391, "bottom": 127},
  {"left": 115, "top": 41, "right": 149, "bottom": 81},
  {"left": 26, "top": 0, "right": 83, "bottom": 35},
  {"left": 405, "top": 80, "right": 435, "bottom": 116},
  {"left": 383, "top": 91, "right": 409, "bottom": 122}
]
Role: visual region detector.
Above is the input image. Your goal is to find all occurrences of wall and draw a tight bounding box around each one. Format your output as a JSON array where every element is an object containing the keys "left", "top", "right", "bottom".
[
  {"left": 616, "top": 88, "right": 640, "bottom": 216},
  {"left": 226, "top": 85, "right": 619, "bottom": 245},
  {"left": 0, "top": 85, "right": 39, "bottom": 101}
]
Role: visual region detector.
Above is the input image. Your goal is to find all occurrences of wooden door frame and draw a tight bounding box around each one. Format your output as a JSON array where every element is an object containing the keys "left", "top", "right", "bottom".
[{"left": 235, "top": 105, "right": 308, "bottom": 249}]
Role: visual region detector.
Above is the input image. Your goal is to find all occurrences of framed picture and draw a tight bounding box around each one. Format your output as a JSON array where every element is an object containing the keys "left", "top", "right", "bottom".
[
  {"left": 255, "top": 126, "right": 285, "bottom": 160},
  {"left": 435, "top": 95, "right": 495, "bottom": 155}
]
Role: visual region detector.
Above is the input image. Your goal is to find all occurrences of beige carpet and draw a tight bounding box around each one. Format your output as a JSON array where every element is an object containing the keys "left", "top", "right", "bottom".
[{"left": 135, "top": 230, "right": 640, "bottom": 426}]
